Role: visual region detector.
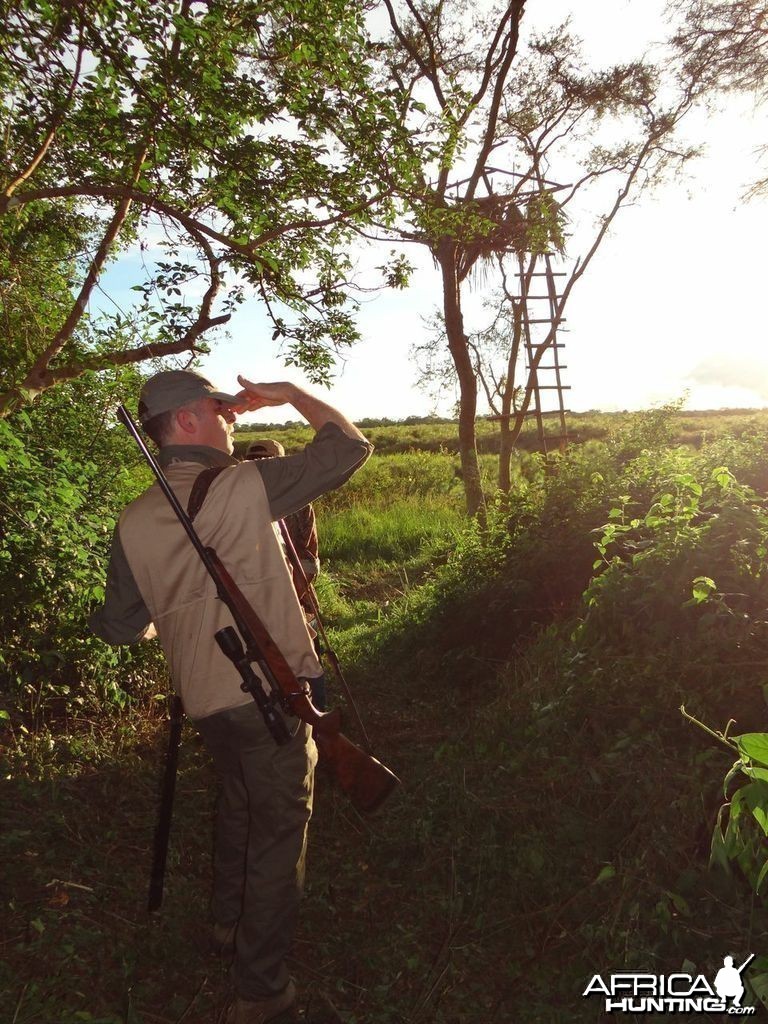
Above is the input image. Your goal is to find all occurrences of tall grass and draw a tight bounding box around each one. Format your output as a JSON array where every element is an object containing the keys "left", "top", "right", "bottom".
[
  {"left": 313, "top": 450, "right": 494, "bottom": 569},
  {"left": 317, "top": 503, "right": 463, "bottom": 565},
  {"left": 317, "top": 449, "right": 464, "bottom": 512}
]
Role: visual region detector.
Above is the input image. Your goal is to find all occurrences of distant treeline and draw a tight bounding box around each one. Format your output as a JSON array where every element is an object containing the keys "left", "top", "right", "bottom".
[
  {"left": 234, "top": 414, "right": 457, "bottom": 432},
  {"left": 234, "top": 408, "right": 768, "bottom": 434}
]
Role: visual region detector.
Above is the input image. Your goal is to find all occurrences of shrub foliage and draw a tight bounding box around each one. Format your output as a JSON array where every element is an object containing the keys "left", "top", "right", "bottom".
[{"left": 0, "top": 371, "right": 167, "bottom": 723}]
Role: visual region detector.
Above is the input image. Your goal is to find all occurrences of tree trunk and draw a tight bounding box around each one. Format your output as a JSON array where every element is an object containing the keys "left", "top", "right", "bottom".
[
  {"left": 498, "top": 299, "right": 524, "bottom": 492},
  {"left": 499, "top": 415, "right": 513, "bottom": 493},
  {"left": 437, "top": 239, "right": 485, "bottom": 517}
]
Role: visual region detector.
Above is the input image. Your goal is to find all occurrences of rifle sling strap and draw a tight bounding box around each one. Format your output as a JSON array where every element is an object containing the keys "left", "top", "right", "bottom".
[
  {"left": 187, "top": 466, "right": 226, "bottom": 522},
  {"left": 186, "top": 469, "right": 319, "bottom": 641}
]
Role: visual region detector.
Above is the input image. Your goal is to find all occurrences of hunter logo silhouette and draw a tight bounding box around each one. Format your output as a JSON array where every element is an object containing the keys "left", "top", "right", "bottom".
[{"left": 714, "top": 955, "right": 755, "bottom": 1008}]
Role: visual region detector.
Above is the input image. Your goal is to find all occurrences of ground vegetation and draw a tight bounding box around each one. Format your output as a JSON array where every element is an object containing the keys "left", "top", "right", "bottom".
[{"left": 5, "top": 405, "right": 768, "bottom": 1019}]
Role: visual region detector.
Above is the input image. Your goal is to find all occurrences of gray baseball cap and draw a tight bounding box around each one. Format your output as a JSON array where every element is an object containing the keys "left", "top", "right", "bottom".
[
  {"left": 138, "top": 369, "right": 240, "bottom": 424},
  {"left": 246, "top": 439, "right": 285, "bottom": 459}
]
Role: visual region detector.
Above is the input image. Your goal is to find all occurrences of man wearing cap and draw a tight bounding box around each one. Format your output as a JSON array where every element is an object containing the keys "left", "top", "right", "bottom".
[
  {"left": 245, "top": 439, "right": 326, "bottom": 710},
  {"left": 89, "top": 369, "right": 371, "bottom": 1024},
  {"left": 245, "top": 438, "right": 320, "bottom": 604}
]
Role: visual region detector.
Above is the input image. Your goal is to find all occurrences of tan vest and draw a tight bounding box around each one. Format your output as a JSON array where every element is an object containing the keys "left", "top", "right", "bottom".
[{"left": 118, "top": 459, "right": 322, "bottom": 720}]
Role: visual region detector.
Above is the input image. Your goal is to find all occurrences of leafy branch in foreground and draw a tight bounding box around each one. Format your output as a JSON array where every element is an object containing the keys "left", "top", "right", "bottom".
[
  {"left": 0, "top": 0, "right": 417, "bottom": 415},
  {"left": 683, "top": 708, "right": 768, "bottom": 896}
]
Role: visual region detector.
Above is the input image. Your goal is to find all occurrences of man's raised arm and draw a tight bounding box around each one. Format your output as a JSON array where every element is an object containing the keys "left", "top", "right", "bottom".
[{"left": 234, "top": 378, "right": 367, "bottom": 442}]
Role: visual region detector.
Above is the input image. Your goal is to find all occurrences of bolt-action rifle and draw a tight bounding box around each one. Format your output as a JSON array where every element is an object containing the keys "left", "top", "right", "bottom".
[
  {"left": 147, "top": 693, "right": 183, "bottom": 912},
  {"left": 117, "top": 404, "right": 399, "bottom": 822}
]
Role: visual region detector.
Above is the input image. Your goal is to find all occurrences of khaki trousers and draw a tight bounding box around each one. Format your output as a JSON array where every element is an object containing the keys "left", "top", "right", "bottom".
[{"left": 196, "top": 701, "right": 317, "bottom": 999}]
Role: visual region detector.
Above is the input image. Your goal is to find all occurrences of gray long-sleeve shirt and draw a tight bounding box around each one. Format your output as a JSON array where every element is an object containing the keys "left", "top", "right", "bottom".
[{"left": 89, "top": 422, "right": 370, "bottom": 645}]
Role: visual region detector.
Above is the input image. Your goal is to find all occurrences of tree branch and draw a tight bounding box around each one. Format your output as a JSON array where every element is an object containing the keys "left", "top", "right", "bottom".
[
  {"left": 405, "top": 0, "right": 447, "bottom": 103},
  {"left": 3, "top": 20, "right": 86, "bottom": 197},
  {"left": 20, "top": 147, "right": 150, "bottom": 388},
  {"left": 466, "top": 3, "right": 522, "bottom": 118},
  {"left": 1, "top": 182, "right": 392, "bottom": 257},
  {"left": 465, "top": 1, "right": 525, "bottom": 200},
  {"left": 29, "top": 334, "right": 220, "bottom": 389},
  {"left": 382, "top": 0, "right": 448, "bottom": 109},
  {"left": 0, "top": 212, "right": 233, "bottom": 417},
  {"left": 467, "top": 336, "right": 500, "bottom": 414}
]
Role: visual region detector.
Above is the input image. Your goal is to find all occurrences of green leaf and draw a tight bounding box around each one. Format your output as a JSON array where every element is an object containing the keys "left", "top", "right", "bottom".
[
  {"left": 748, "top": 971, "right": 768, "bottom": 1007},
  {"left": 724, "top": 757, "right": 748, "bottom": 797},
  {"left": 736, "top": 734, "right": 768, "bottom": 769},
  {"left": 710, "top": 813, "right": 730, "bottom": 871},
  {"left": 752, "top": 804, "right": 768, "bottom": 836},
  {"left": 594, "top": 865, "right": 615, "bottom": 883},
  {"left": 666, "top": 890, "right": 690, "bottom": 915},
  {"left": 690, "top": 576, "right": 716, "bottom": 603},
  {"left": 742, "top": 781, "right": 768, "bottom": 835}
]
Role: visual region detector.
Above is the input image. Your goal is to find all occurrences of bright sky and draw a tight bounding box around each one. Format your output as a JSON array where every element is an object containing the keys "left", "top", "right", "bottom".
[{"left": 103, "top": 1, "right": 768, "bottom": 423}]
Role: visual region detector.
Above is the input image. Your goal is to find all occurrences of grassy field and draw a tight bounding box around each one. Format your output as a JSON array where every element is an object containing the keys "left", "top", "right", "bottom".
[
  {"left": 234, "top": 406, "right": 768, "bottom": 456},
  {"left": 5, "top": 405, "right": 768, "bottom": 1022}
]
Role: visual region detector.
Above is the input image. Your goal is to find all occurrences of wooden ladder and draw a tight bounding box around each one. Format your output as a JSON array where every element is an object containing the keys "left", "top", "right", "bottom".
[{"left": 517, "top": 250, "right": 571, "bottom": 454}]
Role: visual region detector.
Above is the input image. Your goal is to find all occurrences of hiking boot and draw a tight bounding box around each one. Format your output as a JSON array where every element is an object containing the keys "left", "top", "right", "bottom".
[
  {"left": 224, "top": 980, "right": 298, "bottom": 1024},
  {"left": 211, "top": 920, "right": 237, "bottom": 958}
]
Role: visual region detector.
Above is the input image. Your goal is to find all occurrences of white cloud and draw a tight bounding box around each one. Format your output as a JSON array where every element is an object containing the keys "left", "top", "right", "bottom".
[{"left": 687, "top": 352, "right": 768, "bottom": 401}]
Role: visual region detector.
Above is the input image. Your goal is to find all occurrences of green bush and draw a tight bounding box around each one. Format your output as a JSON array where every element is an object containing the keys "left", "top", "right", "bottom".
[
  {"left": 581, "top": 464, "right": 768, "bottom": 669},
  {"left": 698, "top": 428, "right": 768, "bottom": 494},
  {"left": 0, "top": 372, "right": 167, "bottom": 724},
  {"left": 361, "top": 402, "right": 768, "bottom": 689}
]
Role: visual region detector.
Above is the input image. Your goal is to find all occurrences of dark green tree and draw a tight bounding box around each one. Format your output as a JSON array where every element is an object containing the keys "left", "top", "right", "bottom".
[
  {"left": 0, "top": 365, "right": 168, "bottom": 720},
  {"left": 0, "top": 0, "right": 415, "bottom": 416}
]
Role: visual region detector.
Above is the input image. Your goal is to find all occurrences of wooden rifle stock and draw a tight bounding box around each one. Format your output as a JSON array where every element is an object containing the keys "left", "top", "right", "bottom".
[{"left": 206, "top": 549, "right": 399, "bottom": 814}]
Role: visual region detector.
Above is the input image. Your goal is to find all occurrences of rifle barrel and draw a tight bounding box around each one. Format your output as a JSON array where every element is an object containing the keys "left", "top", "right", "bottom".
[{"left": 147, "top": 694, "right": 184, "bottom": 912}]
